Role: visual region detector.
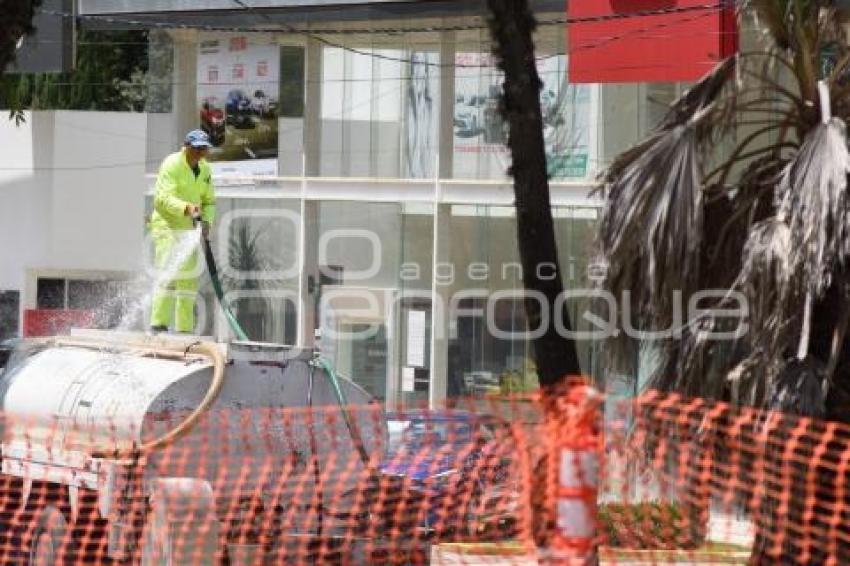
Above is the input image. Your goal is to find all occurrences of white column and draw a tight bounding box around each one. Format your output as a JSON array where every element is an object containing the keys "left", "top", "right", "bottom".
[
  {"left": 304, "top": 37, "right": 323, "bottom": 178},
  {"left": 438, "top": 30, "right": 456, "bottom": 180},
  {"left": 297, "top": 200, "right": 319, "bottom": 348},
  {"left": 429, "top": 203, "right": 452, "bottom": 407},
  {"left": 170, "top": 29, "right": 199, "bottom": 145}
]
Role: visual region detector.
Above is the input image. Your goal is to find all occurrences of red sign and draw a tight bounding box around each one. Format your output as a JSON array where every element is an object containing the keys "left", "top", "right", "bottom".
[
  {"left": 568, "top": 0, "right": 738, "bottom": 83},
  {"left": 23, "top": 309, "right": 96, "bottom": 338}
]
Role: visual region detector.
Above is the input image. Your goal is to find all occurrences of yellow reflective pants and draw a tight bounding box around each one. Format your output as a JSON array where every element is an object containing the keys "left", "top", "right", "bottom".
[{"left": 150, "top": 229, "right": 199, "bottom": 333}]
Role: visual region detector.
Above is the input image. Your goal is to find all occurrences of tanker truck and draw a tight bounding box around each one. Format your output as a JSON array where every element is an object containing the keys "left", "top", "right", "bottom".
[{"left": 0, "top": 329, "right": 386, "bottom": 565}]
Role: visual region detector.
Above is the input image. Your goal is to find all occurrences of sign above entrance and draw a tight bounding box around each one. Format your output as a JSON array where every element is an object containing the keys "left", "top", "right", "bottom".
[{"left": 567, "top": 0, "right": 738, "bottom": 83}]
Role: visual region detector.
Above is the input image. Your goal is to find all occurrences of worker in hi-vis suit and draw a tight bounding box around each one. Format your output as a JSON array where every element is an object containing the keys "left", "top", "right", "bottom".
[{"left": 149, "top": 129, "right": 216, "bottom": 334}]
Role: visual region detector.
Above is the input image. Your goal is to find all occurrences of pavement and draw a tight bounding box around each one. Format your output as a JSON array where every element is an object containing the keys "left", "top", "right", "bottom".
[
  {"left": 706, "top": 513, "right": 754, "bottom": 548},
  {"left": 431, "top": 549, "right": 749, "bottom": 566},
  {"left": 430, "top": 511, "right": 754, "bottom": 565}
]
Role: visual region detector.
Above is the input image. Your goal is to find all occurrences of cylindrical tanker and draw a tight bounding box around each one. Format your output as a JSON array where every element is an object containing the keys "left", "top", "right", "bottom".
[{"left": 0, "top": 329, "right": 386, "bottom": 564}]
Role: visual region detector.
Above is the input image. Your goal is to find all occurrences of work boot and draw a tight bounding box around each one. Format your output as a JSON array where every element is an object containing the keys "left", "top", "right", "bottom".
[{"left": 149, "top": 325, "right": 168, "bottom": 335}]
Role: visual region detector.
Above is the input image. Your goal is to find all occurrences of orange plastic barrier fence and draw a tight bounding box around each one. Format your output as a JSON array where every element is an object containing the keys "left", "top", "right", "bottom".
[
  {"left": 0, "top": 388, "right": 848, "bottom": 564},
  {"left": 605, "top": 390, "right": 850, "bottom": 565},
  {"left": 0, "top": 401, "right": 532, "bottom": 565}
]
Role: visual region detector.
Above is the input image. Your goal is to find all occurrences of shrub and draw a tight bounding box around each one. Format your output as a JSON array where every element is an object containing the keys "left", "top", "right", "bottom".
[{"left": 597, "top": 501, "right": 704, "bottom": 549}]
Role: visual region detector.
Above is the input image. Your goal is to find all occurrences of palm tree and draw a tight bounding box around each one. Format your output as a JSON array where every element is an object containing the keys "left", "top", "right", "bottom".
[
  {"left": 486, "top": 0, "right": 583, "bottom": 387},
  {"left": 596, "top": 1, "right": 850, "bottom": 562}
]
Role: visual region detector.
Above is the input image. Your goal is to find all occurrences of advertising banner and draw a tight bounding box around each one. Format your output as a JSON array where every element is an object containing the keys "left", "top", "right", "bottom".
[
  {"left": 453, "top": 53, "right": 596, "bottom": 179},
  {"left": 197, "top": 33, "right": 279, "bottom": 177}
]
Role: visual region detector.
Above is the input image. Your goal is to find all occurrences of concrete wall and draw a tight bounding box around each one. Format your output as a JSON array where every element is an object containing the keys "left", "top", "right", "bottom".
[
  {"left": 0, "top": 111, "right": 148, "bottom": 328},
  {"left": 0, "top": 113, "right": 52, "bottom": 294}
]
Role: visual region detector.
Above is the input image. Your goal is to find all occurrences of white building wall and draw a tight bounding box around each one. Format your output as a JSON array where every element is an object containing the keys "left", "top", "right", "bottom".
[
  {"left": 0, "top": 113, "right": 52, "bottom": 293},
  {"left": 47, "top": 112, "right": 148, "bottom": 272},
  {"left": 0, "top": 111, "right": 149, "bottom": 327}
]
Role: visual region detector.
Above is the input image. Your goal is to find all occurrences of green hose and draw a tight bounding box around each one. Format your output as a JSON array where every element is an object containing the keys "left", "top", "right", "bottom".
[
  {"left": 313, "top": 357, "right": 371, "bottom": 466},
  {"left": 200, "top": 235, "right": 249, "bottom": 341},
  {"left": 200, "top": 231, "right": 370, "bottom": 463}
]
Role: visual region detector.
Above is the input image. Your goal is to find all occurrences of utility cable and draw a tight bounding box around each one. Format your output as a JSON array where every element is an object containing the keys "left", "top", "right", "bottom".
[
  {"left": 36, "top": 2, "right": 731, "bottom": 68},
  {"left": 229, "top": 0, "right": 726, "bottom": 68},
  {"left": 44, "top": 2, "right": 730, "bottom": 35}
]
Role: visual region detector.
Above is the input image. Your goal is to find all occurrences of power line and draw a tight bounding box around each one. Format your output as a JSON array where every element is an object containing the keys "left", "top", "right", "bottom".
[
  {"left": 15, "top": 67, "right": 584, "bottom": 87},
  {"left": 39, "top": 2, "right": 730, "bottom": 68},
  {"left": 229, "top": 0, "right": 478, "bottom": 67},
  {"left": 10, "top": 10, "right": 736, "bottom": 89},
  {"left": 229, "top": 0, "right": 726, "bottom": 68},
  {"left": 570, "top": 5, "right": 724, "bottom": 53},
  {"left": 0, "top": 100, "right": 716, "bottom": 171},
  {"left": 63, "top": 2, "right": 730, "bottom": 34},
  {"left": 0, "top": 4, "right": 740, "bottom": 168}
]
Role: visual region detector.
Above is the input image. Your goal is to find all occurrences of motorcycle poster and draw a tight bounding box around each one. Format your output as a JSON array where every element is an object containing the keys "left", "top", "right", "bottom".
[{"left": 197, "top": 33, "right": 280, "bottom": 177}]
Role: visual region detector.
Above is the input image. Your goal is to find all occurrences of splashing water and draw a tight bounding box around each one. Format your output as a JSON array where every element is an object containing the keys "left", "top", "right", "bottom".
[{"left": 115, "top": 225, "right": 204, "bottom": 331}]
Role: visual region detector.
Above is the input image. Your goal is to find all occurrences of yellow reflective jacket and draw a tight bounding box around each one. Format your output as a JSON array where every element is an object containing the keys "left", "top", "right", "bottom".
[{"left": 150, "top": 149, "right": 216, "bottom": 232}]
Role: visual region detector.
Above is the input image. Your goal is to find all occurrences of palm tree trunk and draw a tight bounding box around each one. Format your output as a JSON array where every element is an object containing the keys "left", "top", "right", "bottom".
[{"left": 486, "top": 0, "right": 581, "bottom": 386}]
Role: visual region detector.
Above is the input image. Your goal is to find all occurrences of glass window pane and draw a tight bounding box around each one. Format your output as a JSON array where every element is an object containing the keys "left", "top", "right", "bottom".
[
  {"left": 280, "top": 46, "right": 305, "bottom": 118},
  {"left": 444, "top": 205, "right": 601, "bottom": 401},
  {"left": 68, "top": 280, "right": 110, "bottom": 310},
  {"left": 317, "top": 41, "right": 438, "bottom": 179},
  {"left": 450, "top": 26, "right": 599, "bottom": 181},
  {"left": 316, "top": 201, "right": 434, "bottom": 406},
  {"left": 0, "top": 291, "right": 20, "bottom": 340},
  {"left": 37, "top": 278, "right": 65, "bottom": 310},
  {"left": 553, "top": 206, "right": 600, "bottom": 374},
  {"left": 452, "top": 48, "right": 510, "bottom": 180},
  {"left": 446, "top": 206, "right": 533, "bottom": 399},
  {"left": 217, "top": 197, "right": 300, "bottom": 344}
]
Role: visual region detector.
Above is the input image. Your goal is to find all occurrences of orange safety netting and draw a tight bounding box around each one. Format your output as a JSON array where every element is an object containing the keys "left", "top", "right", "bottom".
[
  {"left": 0, "top": 389, "right": 847, "bottom": 564},
  {"left": 604, "top": 390, "right": 850, "bottom": 565}
]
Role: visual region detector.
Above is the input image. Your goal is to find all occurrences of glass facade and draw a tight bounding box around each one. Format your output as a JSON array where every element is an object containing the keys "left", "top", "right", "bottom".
[
  {"left": 443, "top": 205, "right": 599, "bottom": 401},
  {"left": 318, "top": 45, "right": 439, "bottom": 178},
  {"left": 139, "top": 14, "right": 682, "bottom": 408},
  {"left": 216, "top": 197, "right": 301, "bottom": 345},
  {"left": 451, "top": 28, "right": 597, "bottom": 181},
  {"left": 144, "top": 18, "right": 613, "bottom": 182},
  {"left": 144, "top": 194, "right": 599, "bottom": 408},
  {"left": 315, "top": 201, "right": 434, "bottom": 406}
]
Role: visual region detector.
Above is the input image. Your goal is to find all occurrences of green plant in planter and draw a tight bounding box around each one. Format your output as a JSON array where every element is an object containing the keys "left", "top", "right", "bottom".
[{"left": 598, "top": 501, "right": 703, "bottom": 550}]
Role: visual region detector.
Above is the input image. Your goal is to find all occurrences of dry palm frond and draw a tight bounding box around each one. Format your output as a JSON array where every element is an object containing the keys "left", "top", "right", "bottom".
[
  {"left": 603, "top": 58, "right": 736, "bottom": 186},
  {"left": 767, "top": 356, "right": 826, "bottom": 417},
  {"left": 731, "top": 218, "right": 797, "bottom": 396},
  {"left": 749, "top": 0, "right": 795, "bottom": 50},
  {"left": 737, "top": 218, "right": 794, "bottom": 324},
  {"left": 598, "top": 59, "right": 736, "bottom": 325},
  {"left": 713, "top": 82, "right": 849, "bottom": 407},
  {"left": 596, "top": 62, "right": 740, "bottom": 389},
  {"left": 597, "top": 0, "right": 850, "bottom": 416},
  {"left": 601, "top": 125, "right": 703, "bottom": 317},
  {"left": 658, "top": 57, "right": 737, "bottom": 130},
  {"left": 778, "top": 117, "right": 850, "bottom": 298}
]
